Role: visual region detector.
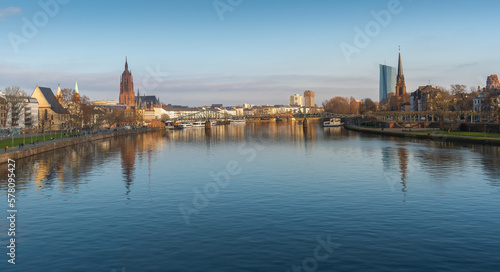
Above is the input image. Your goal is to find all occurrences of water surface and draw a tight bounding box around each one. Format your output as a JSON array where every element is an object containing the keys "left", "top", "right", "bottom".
[{"left": 1, "top": 123, "right": 499, "bottom": 271}]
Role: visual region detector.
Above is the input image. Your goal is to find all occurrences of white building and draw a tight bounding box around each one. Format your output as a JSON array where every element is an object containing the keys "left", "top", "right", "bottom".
[
  {"left": 289, "top": 94, "right": 303, "bottom": 107},
  {"left": 5, "top": 96, "right": 39, "bottom": 129}
]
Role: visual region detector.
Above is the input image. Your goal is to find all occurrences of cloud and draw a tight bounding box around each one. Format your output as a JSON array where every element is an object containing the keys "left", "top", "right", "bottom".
[
  {"left": 0, "top": 7, "right": 21, "bottom": 19},
  {"left": 0, "top": 61, "right": 378, "bottom": 107}
]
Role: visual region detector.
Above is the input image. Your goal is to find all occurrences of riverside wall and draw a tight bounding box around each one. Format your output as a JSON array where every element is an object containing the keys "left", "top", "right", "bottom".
[{"left": 344, "top": 125, "right": 500, "bottom": 146}]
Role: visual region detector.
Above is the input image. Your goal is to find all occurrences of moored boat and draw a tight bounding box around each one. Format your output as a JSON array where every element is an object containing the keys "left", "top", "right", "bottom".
[{"left": 323, "top": 118, "right": 341, "bottom": 127}]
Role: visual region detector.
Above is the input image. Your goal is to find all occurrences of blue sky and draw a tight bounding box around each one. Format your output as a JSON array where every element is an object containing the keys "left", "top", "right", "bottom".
[{"left": 1, "top": 0, "right": 500, "bottom": 106}]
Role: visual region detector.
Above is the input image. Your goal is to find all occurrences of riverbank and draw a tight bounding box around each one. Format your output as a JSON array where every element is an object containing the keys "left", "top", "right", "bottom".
[
  {"left": 344, "top": 124, "right": 500, "bottom": 146},
  {"left": 0, "top": 128, "right": 162, "bottom": 164}
]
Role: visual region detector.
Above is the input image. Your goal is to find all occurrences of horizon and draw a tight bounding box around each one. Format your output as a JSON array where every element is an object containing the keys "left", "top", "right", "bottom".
[{"left": 1, "top": 0, "right": 500, "bottom": 106}]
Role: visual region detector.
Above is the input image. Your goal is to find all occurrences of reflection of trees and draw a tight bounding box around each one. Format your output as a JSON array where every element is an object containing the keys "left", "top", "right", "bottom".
[{"left": 472, "top": 145, "right": 500, "bottom": 186}]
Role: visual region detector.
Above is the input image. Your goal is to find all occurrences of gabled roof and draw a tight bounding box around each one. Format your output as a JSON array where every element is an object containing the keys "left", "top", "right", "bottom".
[{"left": 36, "top": 86, "right": 69, "bottom": 114}]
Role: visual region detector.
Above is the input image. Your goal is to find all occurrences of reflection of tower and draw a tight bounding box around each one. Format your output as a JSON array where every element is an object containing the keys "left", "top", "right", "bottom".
[
  {"left": 121, "top": 137, "right": 136, "bottom": 197},
  {"left": 398, "top": 148, "right": 408, "bottom": 193}
]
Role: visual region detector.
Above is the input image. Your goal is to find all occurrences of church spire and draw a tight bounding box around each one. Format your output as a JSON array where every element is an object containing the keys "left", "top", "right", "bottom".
[
  {"left": 397, "top": 47, "right": 403, "bottom": 78},
  {"left": 74, "top": 81, "right": 79, "bottom": 94},
  {"left": 125, "top": 57, "right": 128, "bottom": 72}
]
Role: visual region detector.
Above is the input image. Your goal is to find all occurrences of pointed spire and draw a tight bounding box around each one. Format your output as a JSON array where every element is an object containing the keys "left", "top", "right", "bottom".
[
  {"left": 74, "top": 81, "right": 79, "bottom": 94},
  {"left": 125, "top": 57, "right": 128, "bottom": 72},
  {"left": 56, "top": 84, "right": 62, "bottom": 96},
  {"left": 397, "top": 47, "right": 403, "bottom": 78}
]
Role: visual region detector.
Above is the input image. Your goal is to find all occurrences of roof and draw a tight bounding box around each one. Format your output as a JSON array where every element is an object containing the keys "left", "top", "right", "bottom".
[
  {"left": 136, "top": 95, "right": 159, "bottom": 105},
  {"left": 38, "top": 87, "right": 69, "bottom": 114}
]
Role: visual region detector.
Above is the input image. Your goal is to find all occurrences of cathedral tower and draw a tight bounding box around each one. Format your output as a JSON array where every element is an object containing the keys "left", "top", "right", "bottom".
[{"left": 120, "top": 57, "right": 135, "bottom": 106}]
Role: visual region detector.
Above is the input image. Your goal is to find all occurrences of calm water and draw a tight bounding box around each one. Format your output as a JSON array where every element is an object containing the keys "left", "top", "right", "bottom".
[{"left": 1, "top": 123, "right": 500, "bottom": 271}]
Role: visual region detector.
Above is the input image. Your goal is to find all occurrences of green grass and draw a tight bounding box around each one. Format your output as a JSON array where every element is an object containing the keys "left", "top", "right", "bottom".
[
  {"left": 0, "top": 133, "right": 80, "bottom": 149},
  {"left": 411, "top": 130, "right": 500, "bottom": 138}
]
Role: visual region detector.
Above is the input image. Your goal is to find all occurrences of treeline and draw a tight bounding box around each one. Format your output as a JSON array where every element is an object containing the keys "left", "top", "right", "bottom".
[{"left": 322, "top": 96, "right": 377, "bottom": 114}]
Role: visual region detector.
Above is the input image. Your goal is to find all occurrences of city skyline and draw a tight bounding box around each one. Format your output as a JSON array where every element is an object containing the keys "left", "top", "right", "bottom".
[{"left": 1, "top": 0, "right": 500, "bottom": 106}]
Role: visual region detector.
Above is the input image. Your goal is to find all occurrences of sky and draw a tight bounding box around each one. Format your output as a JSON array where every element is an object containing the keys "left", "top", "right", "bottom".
[{"left": 1, "top": 0, "right": 500, "bottom": 106}]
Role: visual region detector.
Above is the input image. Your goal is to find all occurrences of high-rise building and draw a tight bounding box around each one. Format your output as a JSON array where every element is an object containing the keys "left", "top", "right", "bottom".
[
  {"left": 289, "top": 94, "right": 303, "bottom": 107},
  {"left": 379, "top": 64, "right": 396, "bottom": 101},
  {"left": 304, "top": 90, "right": 315, "bottom": 107},
  {"left": 486, "top": 74, "right": 500, "bottom": 89},
  {"left": 120, "top": 58, "right": 135, "bottom": 106},
  {"left": 395, "top": 49, "right": 407, "bottom": 98}
]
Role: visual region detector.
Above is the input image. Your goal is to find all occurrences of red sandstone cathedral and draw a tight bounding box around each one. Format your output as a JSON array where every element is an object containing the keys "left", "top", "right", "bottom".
[{"left": 120, "top": 58, "right": 135, "bottom": 106}]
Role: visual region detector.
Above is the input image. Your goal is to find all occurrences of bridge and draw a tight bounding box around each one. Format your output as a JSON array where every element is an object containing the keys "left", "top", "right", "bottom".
[
  {"left": 171, "top": 109, "right": 244, "bottom": 122},
  {"left": 170, "top": 109, "right": 491, "bottom": 124},
  {"left": 171, "top": 109, "right": 360, "bottom": 122}
]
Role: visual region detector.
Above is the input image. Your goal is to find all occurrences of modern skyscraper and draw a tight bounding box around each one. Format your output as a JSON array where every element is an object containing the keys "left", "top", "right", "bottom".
[
  {"left": 304, "top": 90, "right": 315, "bottom": 107},
  {"left": 120, "top": 57, "right": 135, "bottom": 106},
  {"left": 395, "top": 49, "right": 407, "bottom": 98},
  {"left": 379, "top": 64, "right": 396, "bottom": 101}
]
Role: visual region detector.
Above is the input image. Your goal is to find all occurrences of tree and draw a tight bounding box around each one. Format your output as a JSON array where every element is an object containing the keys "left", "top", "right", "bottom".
[
  {"left": 359, "top": 98, "right": 377, "bottom": 114},
  {"left": 450, "top": 84, "right": 468, "bottom": 111},
  {"left": 349, "top": 96, "right": 359, "bottom": 114},
  {"left": 323, "top": 97, "right": 350, "bottom": 114},
  {"left": 61, "top": 88, "right": 75, "bottom": 103},
  {"left": 4, "top": 86, "right": 27, "bottom": 128}
]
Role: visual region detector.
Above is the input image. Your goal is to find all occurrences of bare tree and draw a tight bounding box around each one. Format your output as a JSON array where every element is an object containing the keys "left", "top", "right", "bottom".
[{"left": 4, "top": 86, "right": 27, "bottom": 128}]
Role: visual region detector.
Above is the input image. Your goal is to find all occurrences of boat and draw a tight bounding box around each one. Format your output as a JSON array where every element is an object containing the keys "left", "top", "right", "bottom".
[
  {"left": 178, "top": 122, "right": 192, "bottom": 129},
  {"left": 230, "top": 119, "right": 246, "bottom": 125},
  {"left": 323, "top": 118, "right": 341, "bottom": 127},
  {"left": 192, "top": 121, "right": 206, "bottom": 127}
]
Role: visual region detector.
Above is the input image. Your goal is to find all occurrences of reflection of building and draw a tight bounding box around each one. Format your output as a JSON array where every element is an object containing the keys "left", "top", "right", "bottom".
[
  {"left": 289, "top": 94, "right": 303, "bottom": 107},
  {"left": 304, "top": 90, "right": 315, "bottom": 107},
  {"left": 120, "top": 137, "right": 136, "bottom": 197},
  {"left": 379, "top": 64, "right": 396, "bottom": 101},
  {"left": 120, "top": 58, "right": 135, "bottom": 106}
]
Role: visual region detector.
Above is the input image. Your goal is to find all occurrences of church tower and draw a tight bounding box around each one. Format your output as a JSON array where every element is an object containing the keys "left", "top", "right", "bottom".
[
  {"left": 120, "top": 57, "right": 135, "bottom": 106},
  {"left": 56, "top": 84, "right": 63, "bottom": 104},
  {"left": 395, "top": 48, "right": 407, "bottom": 98},
  {"left": 73, "top": 81, "right": 80, "bottom": 102}
]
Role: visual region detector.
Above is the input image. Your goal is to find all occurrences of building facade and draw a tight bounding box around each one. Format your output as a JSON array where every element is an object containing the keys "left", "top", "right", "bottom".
[
  {"left": 289, "top": 94, "right": 303, "bottom": 107},
  {"left": 486, "top": 74, "right": 500, "bottom": 90},
  {"left": 304, "top": 90, "right": 315, "bottom": 107},
  {"left": 410, "top": 85, "right": 438, "bottom": 112},
  {"left": 379, "top": 64, "right": 396, "bottom": 101},
  {"left": 31, "top": 86, "right": 69, "bottom": 130},
  {"left": 120, "top": 58, "right": 135, "bottom": 106}
]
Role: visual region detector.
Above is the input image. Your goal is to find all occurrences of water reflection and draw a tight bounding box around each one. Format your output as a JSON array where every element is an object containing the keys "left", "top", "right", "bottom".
[
  {"left": 0, "top": 131, "right": 166, "bottom": 196},
  {"left": 1, "top": 124, "right": 499, "bottom": 198}
]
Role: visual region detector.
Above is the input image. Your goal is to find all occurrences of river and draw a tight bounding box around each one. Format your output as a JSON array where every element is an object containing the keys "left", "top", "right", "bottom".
[{"left": 1, "top": 123, "right": 499, "bottom": 271}]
